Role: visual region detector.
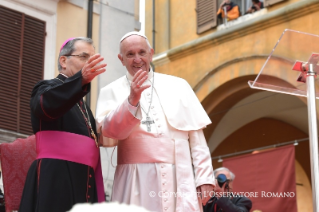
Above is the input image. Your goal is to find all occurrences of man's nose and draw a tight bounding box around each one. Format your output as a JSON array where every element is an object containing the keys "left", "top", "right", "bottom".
[{"left": 133, "top": 55, "right": 142, "bottom": 63}]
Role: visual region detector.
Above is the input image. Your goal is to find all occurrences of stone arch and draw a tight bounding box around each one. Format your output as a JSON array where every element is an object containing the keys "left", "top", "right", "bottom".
[
  {"left": 195, "top": 55, "right": 308, "bottom": 151},
  {"left": 194, "top": 54, "right": 297, "bottom": 102}
]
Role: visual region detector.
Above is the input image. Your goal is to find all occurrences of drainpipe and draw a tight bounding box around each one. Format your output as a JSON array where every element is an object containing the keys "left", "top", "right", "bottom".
[{"left": 86, "top": 0, "right": 93, "bottom": 106}]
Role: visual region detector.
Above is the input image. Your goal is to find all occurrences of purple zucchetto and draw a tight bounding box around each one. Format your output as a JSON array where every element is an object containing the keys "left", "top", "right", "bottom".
[{"left": 60, "top": 37, "right": 75, "bottom": 52}]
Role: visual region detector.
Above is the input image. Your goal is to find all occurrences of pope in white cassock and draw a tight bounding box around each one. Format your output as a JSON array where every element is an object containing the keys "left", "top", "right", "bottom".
[{"left": 96, "top": 32, "right": 215, "bottom": 212}]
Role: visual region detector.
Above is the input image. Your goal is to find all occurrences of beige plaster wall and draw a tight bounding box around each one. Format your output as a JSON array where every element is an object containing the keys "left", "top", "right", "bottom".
[
  {"left": 146, "top": 0, "right": 301, "bottom": 53},
  {"left": 55, "top": 2, "right": 100, "bottom": 115}
]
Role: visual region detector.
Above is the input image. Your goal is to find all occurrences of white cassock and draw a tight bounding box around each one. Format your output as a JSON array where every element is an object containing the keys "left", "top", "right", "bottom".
[{"left": 96, "top": 69, "right": 215, "bottom": 212}]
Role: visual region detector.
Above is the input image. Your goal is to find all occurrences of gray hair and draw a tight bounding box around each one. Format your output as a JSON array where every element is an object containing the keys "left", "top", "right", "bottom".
[
  {"left": 214, "top": 167, "right": 235, "bottom": 181},
  {"left": 57, "top": 37, "right": 94, "bottom": 71},
  {"left": 119, "top": 35, "right": 152, "bottom": 55}
]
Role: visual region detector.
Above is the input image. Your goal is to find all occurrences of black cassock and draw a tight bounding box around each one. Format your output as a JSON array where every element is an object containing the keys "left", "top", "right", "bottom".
[{"left": 19, "top": 71, "right": 99, "bottom": 212}]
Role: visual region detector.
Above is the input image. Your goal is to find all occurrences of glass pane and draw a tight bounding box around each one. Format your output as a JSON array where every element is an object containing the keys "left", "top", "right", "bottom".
[{"left": 249, "top": 29, "right": 319, "bottom": 98}]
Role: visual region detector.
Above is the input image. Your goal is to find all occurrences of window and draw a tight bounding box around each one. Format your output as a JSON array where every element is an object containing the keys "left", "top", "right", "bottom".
[
  {"left": 0, "top": 6, "right": 45, "bottom": 135},
  {"left": 216, "top": 0, "right": 287, "bottom": 25},
  {"left": 196, "top": 0, "right": 287, "bottom": 32}
]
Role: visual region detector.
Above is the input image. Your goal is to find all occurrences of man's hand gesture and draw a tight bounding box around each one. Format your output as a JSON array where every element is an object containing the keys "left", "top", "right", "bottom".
[
  {"left": 81, "top": 54, "right": 107, "bottom": 86},
  {"left": 128, "top": 69, "right": 151, "bottom": 106}
]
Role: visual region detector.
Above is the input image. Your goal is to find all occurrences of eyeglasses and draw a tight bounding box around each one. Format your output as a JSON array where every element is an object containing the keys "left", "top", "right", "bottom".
[{"left": 65, "top": 53, "right": 90, "bottom": 61}]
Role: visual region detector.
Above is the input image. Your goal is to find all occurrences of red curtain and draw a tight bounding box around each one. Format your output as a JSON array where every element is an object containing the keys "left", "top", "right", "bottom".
[{"left": 223, "top": 145, "right": 297, "bottom": 212}]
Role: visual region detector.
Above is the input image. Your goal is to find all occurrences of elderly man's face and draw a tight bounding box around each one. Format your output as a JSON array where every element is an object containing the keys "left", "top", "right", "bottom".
[
  {"left": 214, "top": 170, "right": 233, "bottom": 193},
  {"left": 63, "top": 40, "right": 95, "bottom": 77},
  {"left": 118, "top": 35, "right": 154, "bottom": 76}
]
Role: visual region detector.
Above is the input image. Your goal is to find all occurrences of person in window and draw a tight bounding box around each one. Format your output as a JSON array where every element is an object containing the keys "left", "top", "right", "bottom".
[
  {"left": 19, "top": 37, "right": 107, "bottom": 212},
  {"left": 245, "top": 0, "right": 264, "bottom": 14},
  {"left": 217, "top": 0, "right": 240, "bottom": 22}
]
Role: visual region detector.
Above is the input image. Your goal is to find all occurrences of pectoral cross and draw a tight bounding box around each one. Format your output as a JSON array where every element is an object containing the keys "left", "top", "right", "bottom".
[{"left": 141, "top": 116, "right": 155, "bottom": 132}]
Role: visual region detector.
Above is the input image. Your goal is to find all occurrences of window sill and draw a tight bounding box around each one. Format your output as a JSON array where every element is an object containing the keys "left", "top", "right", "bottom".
[{"left": 217, "top": 8, "right": 268, "bottom": 31}]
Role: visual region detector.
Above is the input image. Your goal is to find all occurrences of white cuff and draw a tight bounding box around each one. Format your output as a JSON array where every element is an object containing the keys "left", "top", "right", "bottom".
[{"left": 127, "top": 99, "right": 142, "bottom": 119}]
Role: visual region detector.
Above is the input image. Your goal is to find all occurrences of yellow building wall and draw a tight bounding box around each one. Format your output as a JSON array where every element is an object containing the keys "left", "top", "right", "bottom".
[
  {"left": 146, "top": 0, "right": 302, "bottom": 53},
  {"left": 55, "top": 2, "right": 100, "bottom": 115},
  {"left": 150, "top": 2, "right": 319, "bottom": 100}
]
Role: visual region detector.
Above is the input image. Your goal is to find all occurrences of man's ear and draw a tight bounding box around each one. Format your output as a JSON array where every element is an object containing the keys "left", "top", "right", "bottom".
[
  {"left": 59, "top": 56, "right": 67, "bottom": 69},
  {"left": 118, "top": 54, "right": 125, "bottom": 66},
  {"left": 150, "top": 48, "right": 154, "bottom": 62}
]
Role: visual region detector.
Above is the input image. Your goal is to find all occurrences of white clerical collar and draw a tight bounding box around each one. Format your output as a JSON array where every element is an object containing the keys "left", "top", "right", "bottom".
[
  {"left": 60, "top": 73, "right": 69, "bottom": 78},
  {"left": 126, "top": 69, "right": 154, "bottom": 85}
]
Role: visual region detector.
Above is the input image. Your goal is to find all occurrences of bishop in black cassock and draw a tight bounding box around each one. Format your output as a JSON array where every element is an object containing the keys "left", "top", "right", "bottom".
[{"left": 19, "top": 37, "right": 107, "bottom": 212}]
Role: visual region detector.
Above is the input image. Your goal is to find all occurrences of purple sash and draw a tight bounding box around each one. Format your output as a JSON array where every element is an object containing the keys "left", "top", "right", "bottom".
[{"left": 36, "top": 131, "right": 105, "bottom": 202}]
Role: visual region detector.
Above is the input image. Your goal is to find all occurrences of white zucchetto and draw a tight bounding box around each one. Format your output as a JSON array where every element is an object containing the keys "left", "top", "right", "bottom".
[{"left": 120, "top": 31, "right": 148, "bottom": 43}]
